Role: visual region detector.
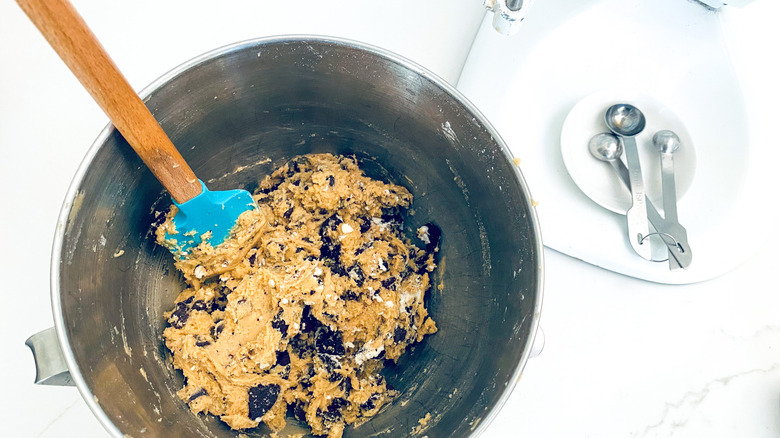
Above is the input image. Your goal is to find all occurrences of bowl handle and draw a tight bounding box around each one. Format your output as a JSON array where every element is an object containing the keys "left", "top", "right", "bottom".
[{"left": 25, "top": 327, "right": 74, "bottom": 386}]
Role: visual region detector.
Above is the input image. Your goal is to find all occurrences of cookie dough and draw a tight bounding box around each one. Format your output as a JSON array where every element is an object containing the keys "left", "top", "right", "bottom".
[{"left": 156, "top": 154, "right": 439, "bottom": 438}]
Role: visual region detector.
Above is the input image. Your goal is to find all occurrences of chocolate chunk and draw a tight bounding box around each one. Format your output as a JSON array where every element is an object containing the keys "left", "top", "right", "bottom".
[
  {"left": 347, "top": 263, "right": 365, "bottom": 286},
  {"left": 339, "top": 377, "right": 352, "bottom": 395},
  {"left": 291, "top": 400, "right": 308, "bottom": 422},
  {"left": 212, "top": 290, "right": 229, "bottom": 312},
  {"left": 248, "top": 384, "right": 280, "bottom": 421},
  {"left": 326, "top": 175, "right": 335, "bottom": 186},
  {"left": 358, "top": 216, "right": 371, "bottom": 233},
  {"left": 321, "top": 214, "right": 343, "bottom": 233},
  {"left": 182, "top": 296, "right": 195, "bottom": 305},
  {"left": 169, "top": 303, "right": 190, "bottom": 329},
  {"left": 300, "top": 306, "right": 321, "bottom": 333},
  {"left": 300, "top": 366, "right": 315, "bottom": 388},
  {"left": 258, "top": 179, "right": 283, "bottom": 194},
  {"left": 211, "top": 299, "right": 227, "bottom": 313},
  {"left": 149, "top": 209, "right": 168, "bottom": 234},
  {"left": 288, "top": 335, "right": 310, "bottom": 358},
  {"left": 330, "top": 260, "right": 348, "bottom": 277},
  {"left": 381, "top": 277, "right": 396, "bottom": 290},
  {"left": 195, "top": 336, "right": 212, "bottom": 347},
  {"left": 319, "top": 406, "right": 341, "bottom": 424},
  {"left": 423, "top": 222, "right": 442, "bottom": 252},
  {"left": 248, "top": 252, "right": 257, "bottom": 266},
  {"left": 187, "top": 388, "right": 208, "bottom": 402},
  {"left": 272, "top": 310, "right": 289, "bottom": 337},
  {"left": 331, "top": 397, "right": 349, "bottom": 410},
  {"left": 380, "top": 206, "right": 403, "bottom": 230},
  {"left": 318, "top": 216, "right": 349, "bottom": 274},
  {"left": 320, "top": 354, "right": 342, "bottom": 376},
  {"left": 320, "top": 398, "right": 349, "bottom": 423},
  {"left": 342, "top": 290, "right": 360, "bottom": 301},
  {"left": 359, "top": 393, "right": 380, "bottom": 411},
  {"left": 413, "top": 250, "right": 431, "bottom": 274},
  {"left": 210, "top": 321, "right": 225, "bottom": 339},
  {"left": 192, "top": 300, "right": 208, "bottom": 311},
  {"left": 290, "top": 156, "right": 310, "bottom": 173},
  {"left": 283, "top": 205, "right": 294, "bottom": 219},
  {"left": 393, "top": 327, "right": 407, "bottom": 342},
  {"left": 320, "top": 240, "right": 341, "bottom": 265},
  {"left": 354, "top": 241, "right": 372, "bottom": 256},
  {"left": 276, "top": 350, "right": 291, "bottom": 366},
  {"left": 320, "top": 241, "right": 341, "bottom": 266},
  {"left": 314, "top": 326, "right": 345, "bottom": 356}
]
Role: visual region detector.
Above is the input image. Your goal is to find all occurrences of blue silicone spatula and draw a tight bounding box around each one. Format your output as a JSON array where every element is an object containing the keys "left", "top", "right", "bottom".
[{"left": 17, "top": 0, "right": 257, "bottom": 257}]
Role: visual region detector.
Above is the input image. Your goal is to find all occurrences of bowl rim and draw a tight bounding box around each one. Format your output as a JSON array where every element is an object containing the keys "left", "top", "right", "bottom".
[{"left": 50, "top": 34, "right": 544, "bottom": 438}]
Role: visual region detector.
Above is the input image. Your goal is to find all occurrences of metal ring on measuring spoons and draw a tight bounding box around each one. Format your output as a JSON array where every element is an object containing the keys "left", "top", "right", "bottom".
[{"left": 638, "top": 232, "right": 685, "bottom": 263}]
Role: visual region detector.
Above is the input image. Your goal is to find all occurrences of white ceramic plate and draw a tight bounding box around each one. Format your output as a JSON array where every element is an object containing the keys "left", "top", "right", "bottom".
[
  {"left": 561, "top": 89, "right": 697, "bottom": 215},
  {"left": 457, "top": 0, "right": 758, "bottom": 283}
]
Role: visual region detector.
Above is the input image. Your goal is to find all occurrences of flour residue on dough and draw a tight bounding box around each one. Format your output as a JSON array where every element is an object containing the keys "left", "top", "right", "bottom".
[{"left": 157, "top": 154, "right": 440, "bottom": 438}]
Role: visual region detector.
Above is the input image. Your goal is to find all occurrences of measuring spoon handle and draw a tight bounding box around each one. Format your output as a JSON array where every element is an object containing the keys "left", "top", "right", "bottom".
[
  {"left": 614, "top": 159, "right": 691, "bottom": 269},
  {"left": 659, "top": 152, "right": 692, "bottom": 269},
  {"left": 621, "top": 135, "right": 652, "bottom": 260}
]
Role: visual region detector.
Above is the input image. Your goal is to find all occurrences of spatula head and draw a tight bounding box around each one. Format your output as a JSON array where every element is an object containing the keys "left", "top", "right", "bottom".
[{"left": 164, "top": 180, "right": 257, "bottom": 258}]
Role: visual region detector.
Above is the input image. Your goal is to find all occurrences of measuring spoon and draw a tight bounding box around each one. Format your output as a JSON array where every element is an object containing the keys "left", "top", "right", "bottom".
[
  {"left": 605, "top": 104, "right": 652, "bottom": 260},
  {"left": 653, "top": 130, "right": 692, "bottom": 269}
]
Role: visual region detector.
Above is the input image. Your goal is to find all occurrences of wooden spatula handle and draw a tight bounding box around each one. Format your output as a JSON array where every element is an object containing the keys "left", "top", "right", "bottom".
[{"left": 16, "top": 0, "right": 202, "bottom": 204}]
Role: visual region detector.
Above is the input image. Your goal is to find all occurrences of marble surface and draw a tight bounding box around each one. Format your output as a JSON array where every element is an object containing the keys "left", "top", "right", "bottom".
[{"left": 1, "top": 1, "right": 779, "bottom": 437}]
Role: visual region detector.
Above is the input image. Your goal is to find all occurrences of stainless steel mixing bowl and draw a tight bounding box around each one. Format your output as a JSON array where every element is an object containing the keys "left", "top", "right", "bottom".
[{"left": 31, "top": 36, "right": 543, "bottom": 437}]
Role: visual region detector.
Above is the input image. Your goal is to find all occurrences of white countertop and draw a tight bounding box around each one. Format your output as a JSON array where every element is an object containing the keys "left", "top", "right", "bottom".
[{"left": 2, "top": 1, "right": 778, "bottom": 437}]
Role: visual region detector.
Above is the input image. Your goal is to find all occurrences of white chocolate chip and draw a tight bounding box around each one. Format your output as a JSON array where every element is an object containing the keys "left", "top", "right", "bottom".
[{"left": 417, "top": 225, "right": 431, "bottom": 244}]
